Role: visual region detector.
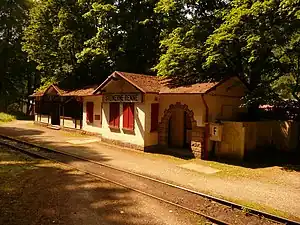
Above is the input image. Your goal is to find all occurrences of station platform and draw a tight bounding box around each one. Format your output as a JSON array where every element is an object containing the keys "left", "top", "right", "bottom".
[{"left": 0, "top": 120, "right": 299, "bottom": 220}]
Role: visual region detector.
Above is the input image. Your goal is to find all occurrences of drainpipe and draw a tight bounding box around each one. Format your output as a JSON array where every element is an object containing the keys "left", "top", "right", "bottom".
[{"left": 201, "top": 94, "right": 209, "bottom": 160}]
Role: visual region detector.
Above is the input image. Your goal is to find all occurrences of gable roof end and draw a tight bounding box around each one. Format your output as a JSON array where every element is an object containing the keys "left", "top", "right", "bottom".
[
  {"left": 204, "top": 76, "right": 249, "bottom": 94},
  {"left": 93, "top": 71, "right": 161, "bottom": 94}
]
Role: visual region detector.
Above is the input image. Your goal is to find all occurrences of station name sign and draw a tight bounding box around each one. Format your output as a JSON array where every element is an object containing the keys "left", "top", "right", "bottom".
[{"left": 104, "top": 93, "right": 142, "bottom": 103}]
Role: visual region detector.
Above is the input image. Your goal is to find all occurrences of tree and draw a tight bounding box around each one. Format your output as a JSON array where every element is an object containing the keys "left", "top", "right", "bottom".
[
  {"left": 23, "top": 0, "right": 97, "bottom": 88},
  {"left": 0, "top": 0, "right": 36, "bottom": 112},
  {"left": 77, "top": 0, "right": 163, "bottom": 75},
  {"left": 23, "top": 0, "right": 163, "bottom": 89},
  {"left": 203, "top": 0, "right": 300, "bottom": 105},
  {"left": 153, "top": 0, "right": 228, "bottom": 86}
]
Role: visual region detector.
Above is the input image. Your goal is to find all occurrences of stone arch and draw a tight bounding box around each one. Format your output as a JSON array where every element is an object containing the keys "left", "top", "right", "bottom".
[
  {"left": 158, "top": 102, "right": 197, "bottom": 145},
  {"left": 158, "top": 102, "right": 205, "bottom": 158}
]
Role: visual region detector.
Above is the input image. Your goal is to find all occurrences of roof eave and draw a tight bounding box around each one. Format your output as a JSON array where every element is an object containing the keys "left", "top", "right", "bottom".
[
  {"left": 204, "top": 76, "right": 249, "bottom": 94},
  {"left": 159, "top": 92, "right": 205, "bottom": 95},
  {"left": 93, "top": 74, "right": 115, "bottom": 94},
  {"left": 115, "top": 71, "right": 146, "bottom": 93}
]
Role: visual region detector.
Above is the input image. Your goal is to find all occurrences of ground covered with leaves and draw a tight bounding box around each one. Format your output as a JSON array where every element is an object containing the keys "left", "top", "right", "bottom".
[{"left": 0, "top": 146, "right": 206, "bottom": 225}]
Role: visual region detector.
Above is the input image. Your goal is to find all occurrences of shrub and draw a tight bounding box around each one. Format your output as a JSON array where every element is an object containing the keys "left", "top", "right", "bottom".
[{"left": 0, "top": 112, "right": 16, "bottom": 122}]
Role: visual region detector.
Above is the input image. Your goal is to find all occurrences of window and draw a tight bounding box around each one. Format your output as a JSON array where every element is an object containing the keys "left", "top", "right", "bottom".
[
  {"left": 109, "top": 103, "right": 120, "bottom": 128},
  {"left": 86, "top": 102, "right": 94, "bottom": 123},
  {"left": 123, "top": 103, "right": 134, "bottom": 130},
  {"left": 151, "top": 103, "right": 159, "bottom": 132}
]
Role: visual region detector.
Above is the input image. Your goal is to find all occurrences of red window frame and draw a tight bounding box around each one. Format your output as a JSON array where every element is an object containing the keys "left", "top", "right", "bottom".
[
  {"left": 86, "top": 102, "right": 94, "bottom": 123},
  {"left": 123, "top": 103, "right": 134, "bottom": 131},
  {"left": 109, "top": 102, "right": 120, "bottom": 128},
  {"left": 151, "top": 103, "right": 159, "bottom": 132}
]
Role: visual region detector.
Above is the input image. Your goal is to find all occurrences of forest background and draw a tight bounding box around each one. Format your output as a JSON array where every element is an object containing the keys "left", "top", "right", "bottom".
[{"left": 1, "top": 0, "right": 299, "bottom": 117}]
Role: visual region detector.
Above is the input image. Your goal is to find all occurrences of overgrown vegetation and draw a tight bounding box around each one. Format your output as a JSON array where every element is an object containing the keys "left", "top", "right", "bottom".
[
  {"left": 0, "top": 113, "right": 16, "bottom": 123},
  {"left": 1, "top": 0, "right": 300, "bottom": 115}
]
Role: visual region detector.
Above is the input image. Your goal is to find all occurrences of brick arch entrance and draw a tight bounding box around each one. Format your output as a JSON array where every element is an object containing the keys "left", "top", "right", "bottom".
[{"left": 158, "top": 102, "right": 204, "bottom": 158}]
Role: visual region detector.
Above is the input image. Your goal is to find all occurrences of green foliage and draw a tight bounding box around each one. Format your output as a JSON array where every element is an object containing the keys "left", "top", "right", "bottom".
[
  {"left": 23, "top": 0, "right": 95, "bottom": 88},
  {"left": 35, "top": 76, "right": 58, "bottom": 92},
  {"left": 1, "top": 0, "right": 297, "bottom": 108},
  {"left": 23, "top": 0, "right": 163, "bottom": 89},
  {"left": 78, "top": 0, "right": 163, "bottom": 75},
  {"left": 203, "top": 0, "right": 300, "bottom": 105},
  {"left": 153, "top": 0, "right": 228, "bottom": 85},
  {"left": 0, "top": 113, "right": 16, "bottom": 123},
  {"left": 0, "top": 0, "right": 37, "bottom": 111},
  {"left": 153, "top": 0, "right": 300, "bottom": 105}
]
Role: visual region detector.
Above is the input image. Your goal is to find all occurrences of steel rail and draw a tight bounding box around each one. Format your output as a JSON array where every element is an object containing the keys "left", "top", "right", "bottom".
[
  {"left": 0, "top": 139, "right": 230, "bottom": 225},
  {"left": 0, "top": 134, "right": 299, "bottom": 225}
]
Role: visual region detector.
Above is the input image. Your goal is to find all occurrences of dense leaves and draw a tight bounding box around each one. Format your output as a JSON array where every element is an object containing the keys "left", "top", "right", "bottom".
[
  {"left": 0, "top": 0, "right": 36, "bottom": 111},
  {"left": 153, "top": 0, "right": 227, "bottom": 85},
  {"left": 1, "top": 0, "right": 300, "bottom": 113},
  {"left": 23, "top": 0, "right": 96, "bottom": 88},
  {"left": 23, "top": 0, "right": 163, "bottom": 88},
  {"left": 203, "top": 0, "right": 300, "bottom": 105}
]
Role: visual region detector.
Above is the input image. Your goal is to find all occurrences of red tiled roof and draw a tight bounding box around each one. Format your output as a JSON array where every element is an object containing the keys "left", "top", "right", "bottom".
[
  {"left": 30, "top": 90, "right": 45, "bottom": 97},
  {"left": 32, "top": 72, "right": 235, "bottom": 97},
  {"left": 30, "top": 84, "right": 62, "bottom": 97},
  {"left": 30, "top": 84, "right": 98, "bottom": 97},
  {"left": 115, "top": 71, "right": 161, "bottom": 93},
  {"left": 116, "top": 71, "right": 220, "bottom": 94},
  {"left": 62, "top": 85, "right": 99, "bottom": 96},
  {"left": 159, "top": 81, "right": 218, "bottom": 94}
]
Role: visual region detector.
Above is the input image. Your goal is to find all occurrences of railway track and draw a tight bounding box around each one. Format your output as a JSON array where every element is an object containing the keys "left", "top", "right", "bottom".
[{"left": 0, "top": 134, "right": 299, "bottom": 225}]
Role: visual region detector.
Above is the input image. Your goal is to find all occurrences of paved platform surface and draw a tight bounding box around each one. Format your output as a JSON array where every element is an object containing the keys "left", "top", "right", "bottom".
[{"left": 0, "top": 121, "right": 299, "bottom": 219}]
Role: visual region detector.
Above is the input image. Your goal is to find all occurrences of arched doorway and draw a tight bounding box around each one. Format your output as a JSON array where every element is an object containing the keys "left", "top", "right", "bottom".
[
  {"left": 168, "top": 110, "right": 192, "bottom": 148},
  {"left": 159, "top": 102, "right": 197, "bottom": 156}
]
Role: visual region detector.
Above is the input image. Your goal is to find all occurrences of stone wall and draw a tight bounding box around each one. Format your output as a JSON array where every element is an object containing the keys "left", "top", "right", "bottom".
[
  {"left": 191, "top": 126, "right": 205, "bottom": 158},
  {"left": 158, "top": 102, "right": 205, "bottom": 158}
]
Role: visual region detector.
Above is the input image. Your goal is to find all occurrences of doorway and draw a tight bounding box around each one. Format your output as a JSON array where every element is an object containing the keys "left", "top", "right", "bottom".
[
  {"left": 51, "top": 103, "right": 60, "bottom": 125},
  {"left": 168, "top": 109, "right": 192, "bottom": 148}
]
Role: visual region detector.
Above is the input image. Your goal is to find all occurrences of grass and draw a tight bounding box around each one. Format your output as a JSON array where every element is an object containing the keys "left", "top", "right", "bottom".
[
  {"left": 0, "top": 112, "right": 16, "bottom": 123},
  {"left": 195, "top": 188, "right": 299, "bottom": 221},
  {"left": 229, "top": 198, "right": 300, "bottom": 221}
]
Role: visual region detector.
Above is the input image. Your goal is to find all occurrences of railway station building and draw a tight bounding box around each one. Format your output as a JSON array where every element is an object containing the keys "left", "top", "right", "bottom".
[{"left": 31, "top": 71, "right": 248, "bottom": 159}]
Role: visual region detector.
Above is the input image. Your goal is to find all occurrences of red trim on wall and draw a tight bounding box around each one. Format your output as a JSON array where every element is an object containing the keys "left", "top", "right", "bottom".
[
  {"left": 86, "top": 102, "right": 94, "bottom": 123},
  {"left": 151, "top": 103, "right": 159, "bottom": 132}
]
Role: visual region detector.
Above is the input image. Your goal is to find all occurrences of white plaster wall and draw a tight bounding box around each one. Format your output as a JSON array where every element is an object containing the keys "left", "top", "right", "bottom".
[
  {"left": 103, "top": 79, "right": 140, "bottom": 93},
  {"left": 34, "top": 114, "right": 40, "bottom": 122},
  {"left": 101, "top": 102, "right": 146, "bottom": 146},
  {"left": 61, "top": 118, "right": 76, "bottom": 129},
  {"left": 205, "top": 77, "right": 247, "bottom": 122},
  {"left": 82, "top": 96, "right": 103, "bottom": 133},
  {"left": 41, "top": 115, "right": 50, "bottom": 124},
  {"left": 205, "top": 95, "right": 245, "bottom": 122},
  {"left": 144, "top": 94, "right": 159, "bottom": 146},
  {"left": 159, "top": 94, "right": 206, "bottom": 127}
]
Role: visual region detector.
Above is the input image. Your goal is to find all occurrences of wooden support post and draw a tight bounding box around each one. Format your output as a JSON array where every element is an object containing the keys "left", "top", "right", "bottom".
[{"left": 62, "top": 104, "right": 64, "bottom": 127}]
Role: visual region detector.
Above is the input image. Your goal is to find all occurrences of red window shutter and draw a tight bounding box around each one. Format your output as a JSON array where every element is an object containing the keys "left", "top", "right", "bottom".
[
  {"left": 86, "top": 102, "right": 94, "bottom": 123},
  {"left": 128, "top": 103, "right": 134, "bottom": 130},
  {"left": 123, "top": 103, "right": 129, "bottom": 129},
  {"left": 123, "top": 103, "right": 134, "bottom": 130},
  {"left": 151, "top": 103, "right": 159, "bottom": 132},
  {"left": 109, "top": 103, "right": 120, "bottom": 128}
]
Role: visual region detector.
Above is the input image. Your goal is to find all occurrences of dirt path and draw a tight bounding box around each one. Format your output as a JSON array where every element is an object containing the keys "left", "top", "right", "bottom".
[
  {"left": 0, "top": 120, "right": 299, "bottom": 220},
  {"left": 0, "top": 147, "right": 205, "bottom": 225}
]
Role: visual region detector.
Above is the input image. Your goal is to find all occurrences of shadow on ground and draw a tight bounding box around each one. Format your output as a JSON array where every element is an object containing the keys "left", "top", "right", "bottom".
[
  {"left": 1, "top": 122, "right": 299, "bottom": 173},
  {"left": 146, "top": 147, "right": 195, "bottom": 160},
  {"left": 209, "top": 149, "right": 300, "bottom": 172},
  {"left": 0, "top": 147, "right": 161, "bottom": 225},
  {"left": 0, "top": 124, "right": 111, "bottom": 163}
]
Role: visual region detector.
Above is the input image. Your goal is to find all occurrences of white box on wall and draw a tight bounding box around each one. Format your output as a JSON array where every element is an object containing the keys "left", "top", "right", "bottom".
[{"left": 210, "top": 123, "right": 223, "bottom": 142}]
